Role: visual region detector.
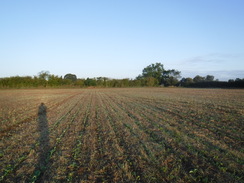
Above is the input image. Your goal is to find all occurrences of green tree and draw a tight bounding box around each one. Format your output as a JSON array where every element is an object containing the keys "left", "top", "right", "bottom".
[
  {"left": 121, "top": 79, "right": 130, "bottom": 87},
  {"left": 85, "top": 78, "right": 97, "bottom": 86},
  {"left": 75, "top": 79, "right": 85, "bottom": 87},
  {"left": 96, "top": 77, "right": 109, "bottom": 87},
  {"left": 48, "top": 75, "right": 62, "bottom": 87},
  {"left": 64, "top": 73, "right": 77, "bottom": 82},
  {"left": 205, "top": 75, "right": 214, "bottom": 81},
  {"left": 162, "top": 69, "right": 181, "bottom": 86},
  {"left": 180, "top": 77, "right": 194, "bottom": 86},
  {"left": 142, "top": 63, "right": 165, "bottom": 85},
  {"left": 38, "top": 71, "right": 50, "bottom": 87},
  {"left": 144, "top": 77, "right": 158, "bottom": 86},
  {"left": 38, "top": 71, "right": 50, "bottom": 80},
  {"left": 139, "top": 63, "right": 181, "bottom": 86},
  {"left": 193, "top": 75, "right": 205, "bottom": 83}
]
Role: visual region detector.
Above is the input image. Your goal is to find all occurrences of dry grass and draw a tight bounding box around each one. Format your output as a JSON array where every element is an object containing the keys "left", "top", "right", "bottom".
[{"left": 0, "top": 88, "right": 243, "bottom": 182}]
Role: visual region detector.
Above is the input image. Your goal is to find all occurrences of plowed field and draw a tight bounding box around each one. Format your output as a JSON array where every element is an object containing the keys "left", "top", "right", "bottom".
[{"left": 0, "top": 88, "right": 243, "bottom": 182}]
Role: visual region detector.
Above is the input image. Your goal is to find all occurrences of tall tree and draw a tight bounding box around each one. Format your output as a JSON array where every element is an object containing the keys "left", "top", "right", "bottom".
[
  {"left": 38, "top": 71, "right": 50, "bottom": 80},
  {"left": 38, "top": 71, "right": 50, "bottom": 87},
  {"left": 162, "top": 69, "right": 181, "bottom": 86},
  {"left": 138, "top": 63, "right": 181, "bottom": 86},
  {"left": 180, "top": 77, "right": 194, "bottom": 86},
  {"left": 142, "top": 63, "right": 165, "bottom": 85},
  {"left": 64, "top": 73, "right": 77, "bottom": 82},
  {"left": 205, "top": 75, "right": 214, "bottom": 81},
  {"left": 193, "top": 75, "right": 205, "bottom": 83}
]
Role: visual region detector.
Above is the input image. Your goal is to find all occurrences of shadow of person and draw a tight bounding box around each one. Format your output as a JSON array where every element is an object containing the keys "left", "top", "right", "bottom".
[{"left": 32, "top": 103, "right": 50, "bottom": 182}]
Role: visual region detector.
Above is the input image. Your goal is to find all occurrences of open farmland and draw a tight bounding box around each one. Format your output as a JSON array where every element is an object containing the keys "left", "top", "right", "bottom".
[{"left": 0, "top": 88, "right": 243, "bottom": 182}]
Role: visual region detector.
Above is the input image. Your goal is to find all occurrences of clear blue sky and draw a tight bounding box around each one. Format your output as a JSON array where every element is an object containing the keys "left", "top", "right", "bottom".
[{"left": 1, "top": 0, "right": 244, "bottom": 81}]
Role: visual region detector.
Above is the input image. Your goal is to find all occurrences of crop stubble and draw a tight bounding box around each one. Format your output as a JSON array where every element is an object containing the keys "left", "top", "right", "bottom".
[{"left": 0, "top": 88, "right": 243, "bottom": 182}]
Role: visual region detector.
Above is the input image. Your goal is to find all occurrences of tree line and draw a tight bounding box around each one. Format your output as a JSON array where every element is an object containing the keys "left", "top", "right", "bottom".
[
  {"left": 180, "top": 77, "right": 244, "bottom": 88},
  {"left": 0, "top": 63, "right": 243, "bottom": 88}
]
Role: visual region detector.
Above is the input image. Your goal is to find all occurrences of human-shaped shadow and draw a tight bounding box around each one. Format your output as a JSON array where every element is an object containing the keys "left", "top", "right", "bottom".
[{"left": 32, "top": 103, "right": 50, "bottom": 182}]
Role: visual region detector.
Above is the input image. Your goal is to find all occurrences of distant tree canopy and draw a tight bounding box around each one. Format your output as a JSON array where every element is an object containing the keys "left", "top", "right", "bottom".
[
  {"left": 193, "top": 75, "right": 205, "bottom": 83},
  {"left": 162, "top": 69, "right": 181, "bottom": 86},
  {"left": 64, "top": 73, "right": 77, "bottom": 82},
  {"left": 84, "top": 78, "right": 97, "bottom": 86},
  {"left": 205, "top": 75, "right": 215, "bottom": 81},
  {"left": 137, "top": 62, "right": 181, "bottom": 86},
  {"left": 38, "top": 71, "right": 50, "bottom": 80},
  {"left": 181, "top": 75, "right": 244, "bottom": 88},
  {"left": 141, "top": 63, "right": 164, "bottom": 84},
  {"left": 0, "top": 64, "right": 243, "bottom": 88}
]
